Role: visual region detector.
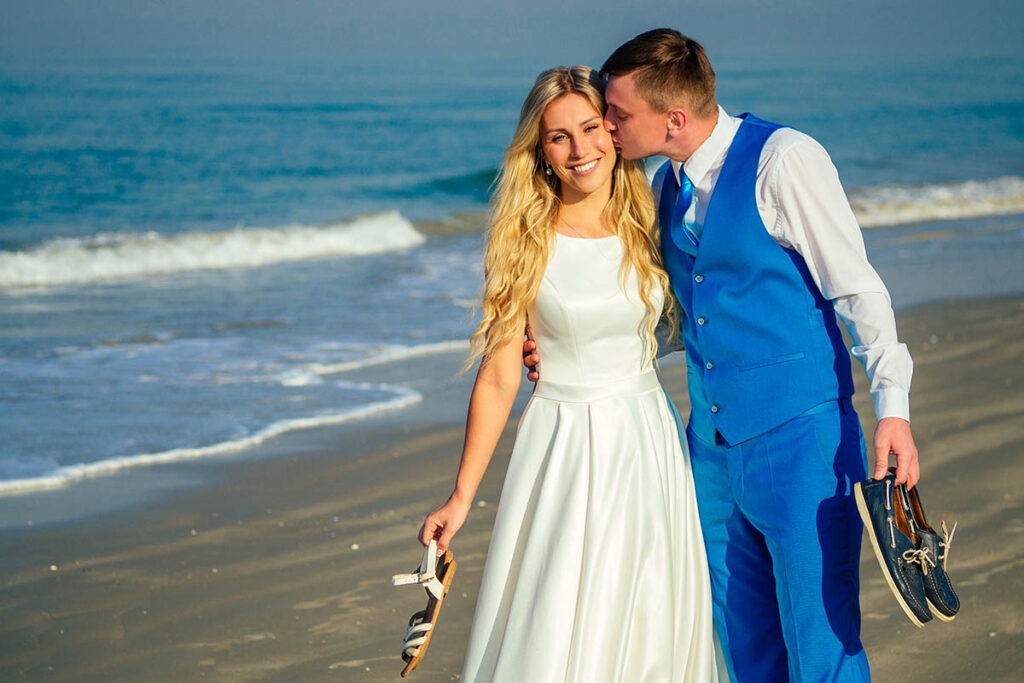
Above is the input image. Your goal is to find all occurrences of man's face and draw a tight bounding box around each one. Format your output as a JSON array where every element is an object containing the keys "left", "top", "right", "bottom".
[{"left": 604, "top": 73, "right": 668, "bottom": 160}]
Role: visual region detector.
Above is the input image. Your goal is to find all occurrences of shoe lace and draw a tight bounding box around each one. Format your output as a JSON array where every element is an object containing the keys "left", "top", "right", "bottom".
[
  {"left": 885, "top": 480, "right": 897, "bottom": 549},
  {"left": 938, "top": 520, "right": 957, "bottom": 569},
  {"left": 901, "top": 547, "right": 936, "bottom": 576},
  {"left": 901, "top": 519, "right": 957, "bottom": 576}
]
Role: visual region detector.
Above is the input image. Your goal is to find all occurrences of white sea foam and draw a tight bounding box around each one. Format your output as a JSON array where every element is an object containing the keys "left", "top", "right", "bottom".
[
  {"left": 850, "top": 176, "right": 1024, "bottom": 228},
  {"left": 302, "top": 340, "right": 471, "bottom": 375},
  {"left": 0, "top": 339, "right": 473, "bottom": 497},
  {"left": 0, "top": 211, "right": 425, "bottom": 289},
  {"left": 0, "top": 386, "right": 422, "bottom": 497}
]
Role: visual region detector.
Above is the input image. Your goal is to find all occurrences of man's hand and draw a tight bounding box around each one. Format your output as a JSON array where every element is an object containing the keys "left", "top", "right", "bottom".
[
  {"left": 523, "top": 339, "right": 539, "bottom": 382},
  {"left": 872, "top": 417, "right": 920, "bottom": 488}
]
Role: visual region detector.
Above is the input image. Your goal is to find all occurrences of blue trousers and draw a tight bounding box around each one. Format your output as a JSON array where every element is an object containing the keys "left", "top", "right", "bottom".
[{"left": 688, "top": 399, "right": 871, "bottom": 682}]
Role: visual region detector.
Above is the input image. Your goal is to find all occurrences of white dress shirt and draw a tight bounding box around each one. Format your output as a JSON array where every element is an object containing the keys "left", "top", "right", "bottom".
[{"left": 655, "top": 106, "right": 912, "bottom": 422}]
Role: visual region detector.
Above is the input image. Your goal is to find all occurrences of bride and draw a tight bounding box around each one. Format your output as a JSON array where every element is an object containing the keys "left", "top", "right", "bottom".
[{"left": 418, "top": 65, "right": 721, "bottom": 682}]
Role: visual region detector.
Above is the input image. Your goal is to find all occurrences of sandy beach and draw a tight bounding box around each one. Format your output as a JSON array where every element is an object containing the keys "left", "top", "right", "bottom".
[
  {"left": 1, "top": 294, "right": 1023, "bottom": 682},
  {"left": 2, "top": 7, "right": 1021, "bottom": 680}
]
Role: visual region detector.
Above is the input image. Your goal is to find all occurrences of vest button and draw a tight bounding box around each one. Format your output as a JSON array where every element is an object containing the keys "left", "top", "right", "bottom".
[
  {"left": 711, "top": 404, "right": 720, "bottom": 414},
  {"left": 705, "top": 361, "right": 714, "bottom": 370},
  {"left": 694, "top": 274, "right": 704, "bottom": 283},
  {"left": 697, "top": 317, "right": 706, "bottom": 326}
]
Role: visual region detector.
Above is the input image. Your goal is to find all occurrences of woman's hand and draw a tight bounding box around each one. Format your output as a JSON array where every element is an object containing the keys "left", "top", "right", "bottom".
[{"left": 419, "top": 493, "right": 473, "bottom": 554}]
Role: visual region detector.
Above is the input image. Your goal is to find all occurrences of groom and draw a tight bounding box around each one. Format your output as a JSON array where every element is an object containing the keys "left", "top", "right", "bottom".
[{"left": 526, "top": 29, "right": 919, "bottom": 681}]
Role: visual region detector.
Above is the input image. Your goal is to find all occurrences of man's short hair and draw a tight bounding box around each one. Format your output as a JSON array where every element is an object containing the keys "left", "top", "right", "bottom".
[{"left": 601, "top": 28, "right": 717, "bottom": 118}]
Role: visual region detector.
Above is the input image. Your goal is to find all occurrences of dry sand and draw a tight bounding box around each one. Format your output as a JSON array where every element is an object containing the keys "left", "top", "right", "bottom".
[{"left": 1, "top": 296, "right": 1023, "bottom": 682}]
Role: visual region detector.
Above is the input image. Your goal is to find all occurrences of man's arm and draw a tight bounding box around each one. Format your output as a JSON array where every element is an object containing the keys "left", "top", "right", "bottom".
[
  {"left": 764, "top": 132, "right": 919, "bottom": 486},
  {"left": 834, "top": 293, "right": 918, "bottom": 486}
]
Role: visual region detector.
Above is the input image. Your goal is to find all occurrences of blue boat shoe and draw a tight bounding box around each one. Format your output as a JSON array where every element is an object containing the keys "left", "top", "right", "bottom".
[
  {"left": 898, "top": 482, "right": 960, "bottom": 622},
  {"left": 854, "top": 471, "right": 933, "bottom": 627}
]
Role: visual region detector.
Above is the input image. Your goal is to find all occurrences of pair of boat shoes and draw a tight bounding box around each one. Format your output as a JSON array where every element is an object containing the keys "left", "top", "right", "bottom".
[{"left": 855, "top": 469, "right": 959, "bottom": 627}]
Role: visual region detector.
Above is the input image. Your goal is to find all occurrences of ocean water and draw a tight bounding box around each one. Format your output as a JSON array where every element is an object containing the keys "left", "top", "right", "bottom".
[{"left": 1, "top": 55, "right": 1023, "bottom": 496}]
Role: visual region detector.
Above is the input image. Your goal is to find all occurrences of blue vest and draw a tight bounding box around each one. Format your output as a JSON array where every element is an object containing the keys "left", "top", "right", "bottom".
[{"left": 658, "top": 114, "right": 854, "bottom": 444}]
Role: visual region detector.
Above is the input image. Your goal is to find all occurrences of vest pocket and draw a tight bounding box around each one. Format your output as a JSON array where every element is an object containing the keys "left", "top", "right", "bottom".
[{"left": 736, "top": 351, "right": 805, "bottom": 371}]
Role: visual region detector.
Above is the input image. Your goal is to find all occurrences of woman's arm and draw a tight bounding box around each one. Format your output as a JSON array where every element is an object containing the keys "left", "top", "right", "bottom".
[{"left": 419, "top": 334, "right": 524, "bottom": 553}]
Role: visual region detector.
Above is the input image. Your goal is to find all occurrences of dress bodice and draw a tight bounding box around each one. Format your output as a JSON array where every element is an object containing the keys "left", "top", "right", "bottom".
[{"left": 527, "top": 233, "right": 662, "bottom": 386}]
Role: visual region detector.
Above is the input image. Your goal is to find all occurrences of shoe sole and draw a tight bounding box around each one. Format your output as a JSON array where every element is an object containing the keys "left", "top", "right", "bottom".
[
  {"left": 854, "top": 483, "right": 928, "bottom": 628},
  {"left": 926, "top": 597, "right": 956, "bottom": 623}
]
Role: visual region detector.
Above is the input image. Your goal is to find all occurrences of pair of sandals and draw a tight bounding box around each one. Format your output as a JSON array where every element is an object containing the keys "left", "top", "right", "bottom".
[{"left": 391, "top": 540, "right": 457, "bottom": 677}]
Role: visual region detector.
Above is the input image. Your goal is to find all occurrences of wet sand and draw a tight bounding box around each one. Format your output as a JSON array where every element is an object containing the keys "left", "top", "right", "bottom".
[{"left": 1, "top": 296, "right": 1023, "bottom": 682}]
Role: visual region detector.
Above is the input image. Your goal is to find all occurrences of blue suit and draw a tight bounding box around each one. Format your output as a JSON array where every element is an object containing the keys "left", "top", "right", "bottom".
[{"left": 658, "top": 115, "right": 870, "bottom": 681}]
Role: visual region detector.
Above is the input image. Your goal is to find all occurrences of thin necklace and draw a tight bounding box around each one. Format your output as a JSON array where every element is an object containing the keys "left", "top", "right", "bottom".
[
  {"left": 559, "top": 215, "right": 612, "bottom": 240},
  {"left": 558, "top": 216, "right": 618, "bottom": 260}
]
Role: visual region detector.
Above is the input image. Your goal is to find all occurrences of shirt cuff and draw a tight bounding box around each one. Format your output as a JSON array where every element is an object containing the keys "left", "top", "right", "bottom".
[{"left": 873, "top": 388, "right": 910, "bottom": 422}]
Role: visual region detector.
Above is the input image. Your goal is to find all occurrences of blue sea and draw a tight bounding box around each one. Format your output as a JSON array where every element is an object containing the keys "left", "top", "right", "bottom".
[{"left": 1, "top": 55, "right": 1023, "bottom": 497}]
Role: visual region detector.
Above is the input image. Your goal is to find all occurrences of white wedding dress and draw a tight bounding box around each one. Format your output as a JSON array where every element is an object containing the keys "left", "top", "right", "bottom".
[{"left": 461, "top": 233, "right": 722, "bottom": 682}]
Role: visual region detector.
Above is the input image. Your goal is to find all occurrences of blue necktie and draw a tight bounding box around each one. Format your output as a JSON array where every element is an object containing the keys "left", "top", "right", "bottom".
[{"left": 670, "top": 167, "right": 698, "bottom": 250}]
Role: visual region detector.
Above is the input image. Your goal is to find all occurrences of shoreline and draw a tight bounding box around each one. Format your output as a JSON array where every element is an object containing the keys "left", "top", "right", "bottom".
[
  {"left": 2, "top": 294, "right": 1023, "bottom": 681},
  {"left": 2, "top": 211, "right": 1023, "bottom": 525}
]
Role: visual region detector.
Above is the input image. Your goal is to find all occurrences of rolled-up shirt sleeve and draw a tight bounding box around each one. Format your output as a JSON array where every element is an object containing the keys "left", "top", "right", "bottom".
[{"left": 762, "top": 132, "right": 913, "bottom": 421}]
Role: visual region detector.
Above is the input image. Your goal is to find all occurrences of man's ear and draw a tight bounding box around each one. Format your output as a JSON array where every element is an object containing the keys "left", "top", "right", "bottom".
[{"left": 667, "top": 108, "right": 687, "bottom": 132}]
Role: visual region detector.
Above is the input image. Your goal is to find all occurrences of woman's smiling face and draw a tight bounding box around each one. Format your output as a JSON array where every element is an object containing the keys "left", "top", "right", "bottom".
[{"left": 541, "top": 93, "right": 616, "bottom": 205}]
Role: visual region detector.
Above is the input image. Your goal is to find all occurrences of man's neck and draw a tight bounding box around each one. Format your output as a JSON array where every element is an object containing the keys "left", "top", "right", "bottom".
[{"left": 665, "top": 110, "right": 719, "bottom": 163}]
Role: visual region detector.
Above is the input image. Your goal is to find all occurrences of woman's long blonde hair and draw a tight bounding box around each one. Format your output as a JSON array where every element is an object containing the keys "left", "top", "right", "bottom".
[{"left": 466, "top": 66, "right": 671, "bottom": 369}]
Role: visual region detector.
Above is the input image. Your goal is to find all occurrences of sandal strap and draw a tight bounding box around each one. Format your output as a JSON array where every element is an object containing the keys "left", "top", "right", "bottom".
[
  {"left": 391, "top": 571, "right": 424, "bottom": 587},
  {"left": 402, "top": 623, "right": 433, "bottom": 659},
  {"left": 403, "top": 642, "right": 425, "bottom": 658},
  {"left": 422, "top": 575, "right": 444, "bottom": 600},
  {"left": 392, "top": 540, "right": 445, "bottom": 599},
  {"left": 392, "top": 540, "right": 435, "bottom": 585},
  {"left": 404, "top": 621, "right": 433, "bottom": 641}
]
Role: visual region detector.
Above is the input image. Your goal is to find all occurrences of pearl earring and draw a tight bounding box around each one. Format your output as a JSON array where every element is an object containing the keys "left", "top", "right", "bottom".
[{"left": 544, "top": 163, "right": 552, "bottom": 176}]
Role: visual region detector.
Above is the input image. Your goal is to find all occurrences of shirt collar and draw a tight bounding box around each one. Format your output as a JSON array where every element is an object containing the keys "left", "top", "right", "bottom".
[{"left": 672, "top": 106, "right": 740, "bottom": 185}]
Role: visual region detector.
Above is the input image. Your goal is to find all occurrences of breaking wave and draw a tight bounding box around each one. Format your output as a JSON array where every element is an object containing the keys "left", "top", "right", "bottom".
[{"left": 0, "top": 211, "right": 425, "bottom": 289}]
